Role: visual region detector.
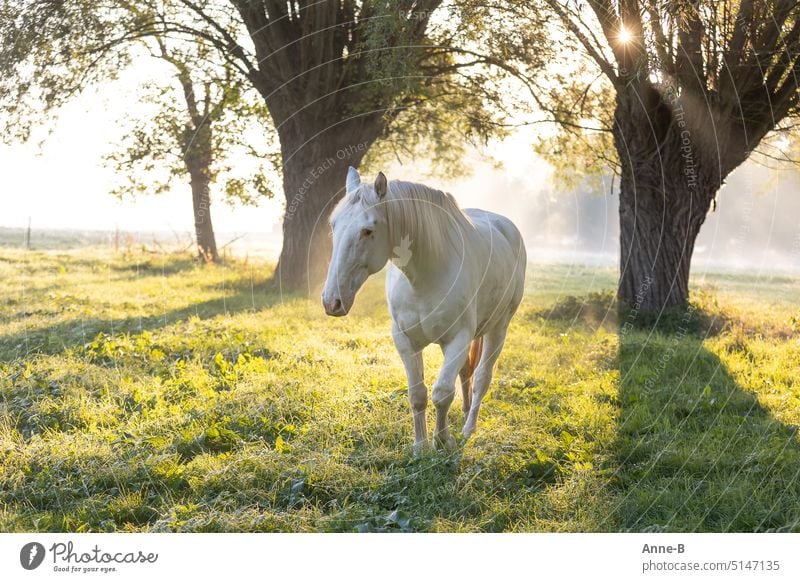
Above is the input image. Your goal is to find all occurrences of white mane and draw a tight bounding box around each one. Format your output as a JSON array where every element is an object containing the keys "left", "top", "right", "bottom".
[{"left": 339, "top": 179, "right": 475, "bottom": 264}]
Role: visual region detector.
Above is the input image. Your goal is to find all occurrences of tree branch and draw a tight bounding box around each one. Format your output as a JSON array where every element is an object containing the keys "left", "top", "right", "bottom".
[{"left": 544, "top": 0, "right": 620, "bottom": 86}]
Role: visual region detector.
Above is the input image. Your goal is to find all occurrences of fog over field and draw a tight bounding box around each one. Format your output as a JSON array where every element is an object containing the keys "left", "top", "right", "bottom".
[
  {"left": 3, "top": 153, "right": 798, "bottom": 274},
  {"left": 433, "top": 146, "right": 800, "bottom": 273}
]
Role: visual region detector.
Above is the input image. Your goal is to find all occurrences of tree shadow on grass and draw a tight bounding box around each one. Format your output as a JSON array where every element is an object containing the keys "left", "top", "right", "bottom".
[
  {"left": 524, "top": 292, "right": 800, "bottom": 532},
  {"left": 611, "top": 321, "right": 800, "bottom": 532}
]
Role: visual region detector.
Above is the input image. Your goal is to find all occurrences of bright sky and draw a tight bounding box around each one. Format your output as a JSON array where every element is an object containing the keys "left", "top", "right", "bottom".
[{"left": 1, "top": 64, "right": 286, "bottom": 234}]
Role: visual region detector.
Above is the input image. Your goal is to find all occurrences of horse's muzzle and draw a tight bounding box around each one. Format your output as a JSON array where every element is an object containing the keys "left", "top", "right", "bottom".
[{"left": 323, "top": 296, "right": 348, "bottom": 317}]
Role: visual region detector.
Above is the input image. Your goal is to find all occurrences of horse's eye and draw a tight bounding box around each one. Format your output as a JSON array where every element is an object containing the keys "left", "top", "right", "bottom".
[{"left": 360, "top": 228, "right": 373, "bottom": 238}]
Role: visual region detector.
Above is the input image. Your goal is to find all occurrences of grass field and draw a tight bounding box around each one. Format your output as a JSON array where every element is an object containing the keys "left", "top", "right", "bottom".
[{"left": 1, "top": 247, "right": 799, "bottom": 532}]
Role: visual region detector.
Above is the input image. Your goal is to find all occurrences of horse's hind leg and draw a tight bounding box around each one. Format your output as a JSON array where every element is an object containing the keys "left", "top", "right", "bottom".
[
  {"left": 463, "top": 326, "right": 508, "bottom": 438},
  {"left": 458, "top": 368, "right": 472, "bottom": 417},
  {"left": 459, "top": 336, "right": 483, "bottom": 416}
]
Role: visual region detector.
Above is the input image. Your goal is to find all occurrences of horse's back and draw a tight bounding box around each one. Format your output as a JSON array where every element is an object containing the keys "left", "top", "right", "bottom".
[{"left": 464, "top": 208, "right": 526, "bottom": 268}]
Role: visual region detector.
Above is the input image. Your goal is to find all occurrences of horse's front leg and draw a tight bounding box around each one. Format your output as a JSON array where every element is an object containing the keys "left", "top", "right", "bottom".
[
  {"left": 392, "top": 326, "right": 428, "bottom": 454},
  {"left": 433, "top": 331, "right": 473, "bottom": 450}
]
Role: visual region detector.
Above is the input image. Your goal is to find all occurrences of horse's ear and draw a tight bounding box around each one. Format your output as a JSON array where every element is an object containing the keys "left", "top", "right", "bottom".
[
  {"left": 346, "top": 166, "right": 361, "bottom": 194},
  {"left": 374, "top": 172, "right": 387, "bottom": 199}
]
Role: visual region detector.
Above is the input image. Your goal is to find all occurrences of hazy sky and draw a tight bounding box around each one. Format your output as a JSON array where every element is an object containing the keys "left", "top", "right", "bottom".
[
  {"left": 2, "top": 65, "right": 285, "bottom": 234},
  {"left": 2, "top": 64, "right": 799, "bottom": 272}
]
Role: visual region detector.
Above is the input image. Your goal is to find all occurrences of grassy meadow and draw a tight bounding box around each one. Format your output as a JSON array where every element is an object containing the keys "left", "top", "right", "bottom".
[{"left": 1, "top": 244, "right": 799, "bottom": 532}]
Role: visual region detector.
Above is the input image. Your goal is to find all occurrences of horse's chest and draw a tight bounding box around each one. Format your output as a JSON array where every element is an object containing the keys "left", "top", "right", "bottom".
[
  {"left": 390, "top": 294, "right": 469, "bottom": 346},
  {"left": 386, "top": 264, "right": 478, "bottom": 345}
]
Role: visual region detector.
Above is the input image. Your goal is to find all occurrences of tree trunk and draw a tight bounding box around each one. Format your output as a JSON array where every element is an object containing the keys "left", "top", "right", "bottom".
[
  {"left": 617, "top": 174, "right": 708, "bottom": 312},
  {"left": 272, "top": 125, "right": 376, "bottom": 293},
  {"left": 182, "top": 112, "right": 218, "bottom": 264},
  {"left": 613, "top": 84, "right": 726, "bottom": 313},
  {"left": 188, "top": 163, "right": 219, "bottom": 263}
]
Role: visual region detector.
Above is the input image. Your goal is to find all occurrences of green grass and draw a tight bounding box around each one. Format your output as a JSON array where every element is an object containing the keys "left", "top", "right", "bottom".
[{"left": 1, "top": 247, "right": 799, "bottom": 532}]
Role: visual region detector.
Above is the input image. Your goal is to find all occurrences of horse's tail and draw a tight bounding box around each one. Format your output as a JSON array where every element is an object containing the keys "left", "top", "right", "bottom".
[
  {"left": 459, "top": 336, "right": 483, "bottom": 413},
  {"left": 468, "top": 336, "right": 484, "bottom": 376}
]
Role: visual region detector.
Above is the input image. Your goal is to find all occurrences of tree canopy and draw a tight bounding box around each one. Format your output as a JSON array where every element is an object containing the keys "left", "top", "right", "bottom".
[
  {"left": 1, "top": 0, "right": 538, "bottom": 289},
  {"left": 104, "top": 37, "right": 277, "bottom": 206},
  {"left": 533, "top": 0, "right": 800, "bottom": 173}
]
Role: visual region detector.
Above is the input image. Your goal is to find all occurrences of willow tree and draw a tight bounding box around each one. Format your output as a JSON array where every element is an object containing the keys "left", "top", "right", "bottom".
[
  {"left": 1, "top": 0, "right": 522, "bottom": 291},
  {"left": 534, "top": 0, "right": 800, "bottom": 311}
]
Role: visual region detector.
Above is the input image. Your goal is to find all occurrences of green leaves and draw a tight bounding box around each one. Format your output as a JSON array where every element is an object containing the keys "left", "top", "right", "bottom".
[
  {"left": 0, "top": 0, "right": 137, "bottom": 142},
  {"left": 354, "top": 509, "right": 415, "bottom": 533},
  {"left": 105, "top": 43, "right": 279, "bottom": 209}
]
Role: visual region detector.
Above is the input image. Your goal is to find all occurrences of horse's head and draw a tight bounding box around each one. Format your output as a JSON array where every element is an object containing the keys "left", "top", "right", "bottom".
[{"left": 322, "top": 167, "right": 391, "bottom": 317}]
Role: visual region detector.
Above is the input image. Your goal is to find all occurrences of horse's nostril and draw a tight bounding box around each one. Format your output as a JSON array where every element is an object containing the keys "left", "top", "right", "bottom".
[{"left": 333, "top": 298, "right": 342, "bottom": 312}]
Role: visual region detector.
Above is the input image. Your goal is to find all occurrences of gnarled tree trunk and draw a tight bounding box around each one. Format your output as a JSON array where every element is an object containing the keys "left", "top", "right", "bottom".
[
  {"left": 230, "top": 1, "right": 446, "bottom": 293},
  {"left": 541, "top": 0, "right": 800, "bottom": 314},
  {"left": 613, "top": 83, "right": 740, "bottom": 312},
  {"left": 617, "top": 171, "right": 711, "bottom": 312}
]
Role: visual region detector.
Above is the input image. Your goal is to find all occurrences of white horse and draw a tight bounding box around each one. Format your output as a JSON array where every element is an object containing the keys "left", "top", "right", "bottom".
[{"left": 322, "top": 167, "right": 526, "bottom": 452}]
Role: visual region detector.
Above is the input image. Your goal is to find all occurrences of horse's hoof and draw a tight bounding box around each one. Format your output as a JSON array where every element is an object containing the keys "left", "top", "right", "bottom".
[{"left": 462, "top": 424, "right": 475, "bottom": 439}]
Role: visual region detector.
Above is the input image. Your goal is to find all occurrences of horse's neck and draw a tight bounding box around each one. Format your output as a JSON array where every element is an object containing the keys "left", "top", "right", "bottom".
[
  {"left": 392, "top": 253, "right": 443, "bottom": 288},
  {"left": 385, "top": 187, "right": 480, "bottom": 289},
  {"left": 391, "top": 227, "right": 477, "bottom": 290}
]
